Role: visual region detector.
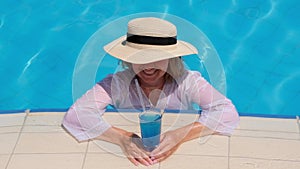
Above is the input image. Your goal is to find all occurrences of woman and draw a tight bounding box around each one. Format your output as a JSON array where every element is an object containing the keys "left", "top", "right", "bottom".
[{"left": 62, "top": 17, "right": 239, "bottom": 166}]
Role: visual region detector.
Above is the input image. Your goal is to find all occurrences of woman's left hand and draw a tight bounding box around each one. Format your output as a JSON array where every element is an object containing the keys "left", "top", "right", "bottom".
[
  {"left": 150, "top": 129, "right": 183, "bottom": 163},
  {"left": 150, "top": 122, "right": 207, "bottom": 164}
]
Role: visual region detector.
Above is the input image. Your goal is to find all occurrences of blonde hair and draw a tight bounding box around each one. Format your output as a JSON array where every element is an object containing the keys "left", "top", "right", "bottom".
[{"left": 121, "top": 57, "right": 186, "bottom": 82}]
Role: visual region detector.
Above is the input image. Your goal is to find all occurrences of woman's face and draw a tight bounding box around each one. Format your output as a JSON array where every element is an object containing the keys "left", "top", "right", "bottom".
[{"left": 132, "top": 59, "right": 169, "bottom": 87}]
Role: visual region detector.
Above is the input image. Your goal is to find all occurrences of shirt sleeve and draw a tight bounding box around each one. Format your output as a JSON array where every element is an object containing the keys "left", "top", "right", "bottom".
[
  {"left": 186, "top": 71, "right": 240, "bottom": 135},
  {"left": 62, "top": 84, "right": 112, "bottom": 142}
]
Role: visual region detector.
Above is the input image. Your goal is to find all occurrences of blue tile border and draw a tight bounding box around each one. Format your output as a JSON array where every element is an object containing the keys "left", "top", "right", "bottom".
[
  {"left": 0, "top": 108, "right": 298, "bottom": 119},
  {"left": 0, "top": 109, "right": 27, "bottom": 114},
  {"left": 0, "top": 108, "right": 200, "bottom": 114},
  {"left": 238, "top": 112, "right": 298, "bottom": 119},
  {"left": 30, "top": 108, "right": 68, "bottom": 112}
]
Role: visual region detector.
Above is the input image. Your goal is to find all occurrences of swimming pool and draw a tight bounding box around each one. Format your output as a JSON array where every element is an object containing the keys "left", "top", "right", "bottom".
[{"left": 0, "top": 0, "right": 299, "bottom": 118}]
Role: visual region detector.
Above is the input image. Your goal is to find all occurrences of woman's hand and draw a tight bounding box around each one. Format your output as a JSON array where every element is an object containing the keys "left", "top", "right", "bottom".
[
  {"left": 97, "top": 123, "right": 207, "bottom": 166},
  {"left": 150, "top": 130, "right": 183, "bottom": 163},
  {"left": 150, "top": 122, "right": 207, "bottom": 164},
  {"left": 119, "top": 133, "right": 154, "bottom": 166},
  {"left": 96, "top": 127, "right": 154, "bottom": 166}
]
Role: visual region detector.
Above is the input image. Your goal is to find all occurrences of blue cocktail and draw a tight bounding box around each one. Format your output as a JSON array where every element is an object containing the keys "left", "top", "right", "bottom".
[{"left": 139, "top": 110, "right": 162, "bottom": 152}]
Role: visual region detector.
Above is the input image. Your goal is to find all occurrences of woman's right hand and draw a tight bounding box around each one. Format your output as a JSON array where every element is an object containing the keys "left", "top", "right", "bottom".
[
  {"left": 119, "top": 133, "right": 154, "bottom": 166},
  {"left": 97, "top": 127, "right": 153, "bottom": 166}
]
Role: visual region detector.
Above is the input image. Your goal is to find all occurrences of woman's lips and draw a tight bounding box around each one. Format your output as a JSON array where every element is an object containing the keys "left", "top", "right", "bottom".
[{"left": 142, "top": 68, "right": 157, "bottom": 76}]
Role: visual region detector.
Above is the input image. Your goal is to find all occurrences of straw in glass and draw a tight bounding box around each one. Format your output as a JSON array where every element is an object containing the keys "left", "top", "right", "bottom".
[{"left": 135, "top": 79, "right": 146, "bottom": 112}]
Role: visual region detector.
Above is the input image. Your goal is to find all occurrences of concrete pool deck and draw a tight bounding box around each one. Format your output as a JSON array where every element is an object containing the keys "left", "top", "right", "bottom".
[{"left": 1, "top": 111, "right": 300, "bottom": 169}]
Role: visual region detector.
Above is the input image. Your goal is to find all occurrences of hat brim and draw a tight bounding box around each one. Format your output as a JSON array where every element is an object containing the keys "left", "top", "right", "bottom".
[{"left": 104, "top": 35, "right": 198, "bottom": 64}]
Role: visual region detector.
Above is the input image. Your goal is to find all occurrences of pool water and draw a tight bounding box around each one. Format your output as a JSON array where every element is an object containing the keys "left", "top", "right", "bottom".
[{"left": 0, "top": 0, "right": 299, "bottom": 117}]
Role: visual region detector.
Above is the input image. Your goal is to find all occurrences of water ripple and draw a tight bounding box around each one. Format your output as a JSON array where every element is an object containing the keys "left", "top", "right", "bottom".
[
  {"left": 20, "top": 49, "right": 43, "bottom": 77},
  {"left": 273, "top": 71, "right": 300, "bottom": 111},
  {"left": 161, "top": 5, "right": 169, "bottom": 19},
  {"left": 0, "top": 15, "right": 5, "bottom": 28},
  {"left": 78, "top": 0, "right": 102, "bottom": 5}
]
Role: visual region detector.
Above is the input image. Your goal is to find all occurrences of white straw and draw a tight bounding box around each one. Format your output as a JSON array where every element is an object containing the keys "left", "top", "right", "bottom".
[{"left": 135, "top": 79, "right": 146, "bottom": 112}]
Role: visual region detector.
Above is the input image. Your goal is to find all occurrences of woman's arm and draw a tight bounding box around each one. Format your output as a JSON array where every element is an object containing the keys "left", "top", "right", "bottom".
[
  {"left": 62, "top": 84, "right": 113, "bottom": 141},
  {"left": 186, "top": 71, "right": 239, "bottom": 135},
  {"left": 96, "top": 126, "right": 153, "bottom": 166},
  {"left": 151, "top": 71, "right": 239, "bottom": 163},
  {"left": 62, "top": 84, "right": 111, "bottom": 141},
  {"left": 150, "top": 121, "right": 214, "bottom": 163},
  {"left": 174, "top": 121, "right": 217, "bottom": 143},
  {"left": 62, "top": 84, "right": 153, "bottom": 166}
]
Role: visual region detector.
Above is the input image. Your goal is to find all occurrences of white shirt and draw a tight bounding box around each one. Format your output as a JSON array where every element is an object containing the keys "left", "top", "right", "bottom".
[{"left": 62, "top": 70, "right": 239, "bottom": 141}]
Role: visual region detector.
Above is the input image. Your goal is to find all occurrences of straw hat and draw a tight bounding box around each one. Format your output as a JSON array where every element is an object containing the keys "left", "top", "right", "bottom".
[{"left": 104, "top": 17, "right": 198, "bottom": 64}]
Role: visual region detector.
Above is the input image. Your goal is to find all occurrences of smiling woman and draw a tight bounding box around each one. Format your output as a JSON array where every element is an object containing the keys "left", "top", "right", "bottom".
[
  {"left": 132, "top": 60, "right": 168, "bottom": 98},
  {"left": 62, "top": 17, "right": 239, "bottom": 166}
]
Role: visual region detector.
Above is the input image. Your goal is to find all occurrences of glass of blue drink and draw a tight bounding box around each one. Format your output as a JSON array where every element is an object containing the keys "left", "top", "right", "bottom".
[{"left": 139, "top": 109, "right": 162, "bottom": 152}]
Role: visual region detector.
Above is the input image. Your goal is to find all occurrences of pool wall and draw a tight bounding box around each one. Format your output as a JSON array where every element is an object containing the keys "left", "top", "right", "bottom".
[{"left": 0, "top": 0, "right": 299, "bottom": 117}]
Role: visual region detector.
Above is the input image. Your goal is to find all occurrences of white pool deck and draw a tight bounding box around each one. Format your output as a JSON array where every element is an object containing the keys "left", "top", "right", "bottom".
[{"left": 1, "top": 111, "right": 300, "bottom": 169}]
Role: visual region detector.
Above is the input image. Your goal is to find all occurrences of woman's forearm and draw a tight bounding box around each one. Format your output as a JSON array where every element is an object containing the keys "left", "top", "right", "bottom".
[
  {"left": 176, "top": 122, "right": 215, "bottom": 144},
  {"left": 96, "top": 126, "right": 133, "bottom": 146}
]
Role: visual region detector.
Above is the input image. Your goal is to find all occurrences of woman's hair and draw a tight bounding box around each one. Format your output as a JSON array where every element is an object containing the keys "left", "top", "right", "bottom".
[{"left": 121, "top": 57, "right": 186, "bottom": 82}]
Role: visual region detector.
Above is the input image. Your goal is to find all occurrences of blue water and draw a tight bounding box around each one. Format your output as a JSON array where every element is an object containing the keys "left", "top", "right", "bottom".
[{"left": 0, "top": 0, "right": 299, "bottom": 117}]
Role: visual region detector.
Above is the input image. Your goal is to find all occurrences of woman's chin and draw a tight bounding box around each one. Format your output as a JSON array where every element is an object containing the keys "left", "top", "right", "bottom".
[{"left": 138, "top": 74, "right": 162, "bottom": 85}]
